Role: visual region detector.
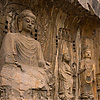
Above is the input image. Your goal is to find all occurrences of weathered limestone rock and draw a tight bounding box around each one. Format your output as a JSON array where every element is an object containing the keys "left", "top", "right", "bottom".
[
  {"left": 78, "top": 0, "right": 100, "bottom": 18},
  {"left": 0, "top": 0, "right": 100, "bottom": 100}
]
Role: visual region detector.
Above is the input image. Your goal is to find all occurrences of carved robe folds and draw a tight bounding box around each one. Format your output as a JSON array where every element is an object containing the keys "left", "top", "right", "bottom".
[
  {"left": 59, "top": 40, "right": 73, "bottom": 100},
  {"left": 0, "top": 33, "right": 49, "bottom": 99},
  {"left": 79, "top": 59, "right": 96, "bottom": 99}
]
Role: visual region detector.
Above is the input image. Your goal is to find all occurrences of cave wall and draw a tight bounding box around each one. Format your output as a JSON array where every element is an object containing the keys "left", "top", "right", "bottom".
[
  {"left": 0, "top": 0, "right": 100, "bottom": 99},
  {"left": 78, "top": 0, "right": 100, "bottom": 18}
]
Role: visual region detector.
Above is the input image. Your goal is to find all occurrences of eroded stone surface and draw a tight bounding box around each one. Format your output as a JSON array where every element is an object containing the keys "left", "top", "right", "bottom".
[{"left": 0, "top": 0, "right": 100, "bottom": 100}]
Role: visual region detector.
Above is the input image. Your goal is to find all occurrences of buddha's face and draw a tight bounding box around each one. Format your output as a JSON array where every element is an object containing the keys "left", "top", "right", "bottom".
[
  {"left": 21, "top": 16, "right": 35, "bottom": 33},
  {"left": 84, "top": 50, "right": 92, "bottom": 59}
]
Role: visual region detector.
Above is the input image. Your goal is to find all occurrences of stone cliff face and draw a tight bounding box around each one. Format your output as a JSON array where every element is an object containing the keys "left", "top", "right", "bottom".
[
  {"left": 78, "top": 0, "right": 100, "bottom": 18},
  {"left": 0, "top": 0, "right": 100, "bottom": 100}
]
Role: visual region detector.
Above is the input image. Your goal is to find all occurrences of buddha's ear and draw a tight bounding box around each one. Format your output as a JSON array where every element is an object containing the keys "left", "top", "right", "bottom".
[
  {"left": 18, "top": 19, "right": 22, "bottom": 32},
  {"left": 32, "top": 27, "right": 35, "bottom": 36},
  {"left": 32, "top": 22, "right": 37, "bottom": 36}
]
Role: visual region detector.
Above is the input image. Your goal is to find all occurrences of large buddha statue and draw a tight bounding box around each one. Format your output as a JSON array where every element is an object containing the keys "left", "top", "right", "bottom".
[{"left": 0, "top": 10, "right": 51, "bottom": 100}]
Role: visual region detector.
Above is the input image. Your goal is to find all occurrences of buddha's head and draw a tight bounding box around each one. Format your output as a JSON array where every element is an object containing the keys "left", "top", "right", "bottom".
[
  {"left": 17, "top": 10, "right": 36, "bottom": 34},
  {"left": 83, "top": 48, "right": 92, "bottom": 59}
]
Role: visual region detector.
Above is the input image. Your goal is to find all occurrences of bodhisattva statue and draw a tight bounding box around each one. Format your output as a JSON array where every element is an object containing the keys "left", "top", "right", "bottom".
[
  {"left": 79, "top": 48, "right": 96, "bottom": 99},
  {"left": 0, "top": 10, "right": 51, "bottom": 100},
  {"left": 58, "top": 28, "right": 73, "bottom": 100}
]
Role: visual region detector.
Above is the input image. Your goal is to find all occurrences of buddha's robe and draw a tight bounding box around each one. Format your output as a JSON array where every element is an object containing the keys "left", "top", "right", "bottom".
[
  {"left": 0, "top": 33, "right": 49, "bottom": 92},
  {"left": 59, "top": 40, "right": 73, "bottom": 99}
]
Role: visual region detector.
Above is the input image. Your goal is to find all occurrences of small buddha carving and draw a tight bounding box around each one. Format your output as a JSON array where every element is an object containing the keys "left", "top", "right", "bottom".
[{"left": 79, "top": 48, "right": 96, "bottom": 99}]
